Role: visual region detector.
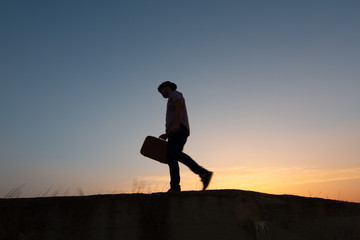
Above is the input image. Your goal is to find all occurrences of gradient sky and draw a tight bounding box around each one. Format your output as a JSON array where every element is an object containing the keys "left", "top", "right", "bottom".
[{"left": 1, "top": 1, "right": 359, "bottom": 202}]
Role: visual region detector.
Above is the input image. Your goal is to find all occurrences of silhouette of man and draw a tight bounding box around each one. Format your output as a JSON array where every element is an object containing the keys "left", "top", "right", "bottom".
[{"left": 158, "top": 81, "right": 213, "bottom": 192}]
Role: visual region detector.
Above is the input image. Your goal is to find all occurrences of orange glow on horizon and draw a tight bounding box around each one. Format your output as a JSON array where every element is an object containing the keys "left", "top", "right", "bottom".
[{"left": 131, "top": 167, "right": 360, "bottom": 203}]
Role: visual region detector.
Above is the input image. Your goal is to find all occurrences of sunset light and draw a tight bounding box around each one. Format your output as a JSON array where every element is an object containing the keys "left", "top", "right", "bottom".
[{"left": 1, "top": 1, "right": 359, "bottom": 203}]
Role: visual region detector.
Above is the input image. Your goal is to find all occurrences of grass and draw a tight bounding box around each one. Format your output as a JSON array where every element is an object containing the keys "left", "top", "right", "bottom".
[
  {"left": 4, "top": 184, "right": 25, "bottom": 198},
  {"left": 2, "top": 180, "right": 167, "bottom": 198},
  {"left": 3, "top": 184, "right": 86, "bottom": 198},
  {"left": 131, "top": 179, "right": 168, "bottom": 194},
  {"left": 3, "top": 183, "right": 346, "bottom": 202}
]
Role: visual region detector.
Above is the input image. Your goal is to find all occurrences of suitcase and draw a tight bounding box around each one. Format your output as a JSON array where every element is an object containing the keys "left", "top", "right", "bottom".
[{"left": 140, "top": 136, "right": 167, "bottom": 164}]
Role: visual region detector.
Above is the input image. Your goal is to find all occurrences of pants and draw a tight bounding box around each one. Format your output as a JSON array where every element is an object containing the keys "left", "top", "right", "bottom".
[{"left": 167, "top": 125, "right": 206, "bottom": 189}]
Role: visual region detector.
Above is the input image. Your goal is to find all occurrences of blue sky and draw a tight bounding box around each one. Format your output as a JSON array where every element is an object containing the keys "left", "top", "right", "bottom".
[{"left": 1, "top": 1, "right": 360, "bottom": 200}]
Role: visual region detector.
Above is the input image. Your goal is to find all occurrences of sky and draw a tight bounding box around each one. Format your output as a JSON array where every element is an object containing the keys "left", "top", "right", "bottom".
[{"left": 1, "top": 1, "right": 359, "bottom": 202}]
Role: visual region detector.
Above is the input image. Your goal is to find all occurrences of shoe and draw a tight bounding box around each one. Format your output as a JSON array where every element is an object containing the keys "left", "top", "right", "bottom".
[
  {"left": 167, "top": 187, "right": 181, "bottom": 192},
  {"left": 201, "top": 171, "right": 213, "bottom": 190}
]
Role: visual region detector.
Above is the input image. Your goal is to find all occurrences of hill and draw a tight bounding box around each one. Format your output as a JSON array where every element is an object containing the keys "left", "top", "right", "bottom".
[{"left": 1, "top": 190, "right": 360, "bottom": 240}]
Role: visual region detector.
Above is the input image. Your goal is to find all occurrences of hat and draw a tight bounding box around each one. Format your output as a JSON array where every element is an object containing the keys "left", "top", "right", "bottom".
[{"left": 158, "top": 81, "right": 177, "bottom": 92}]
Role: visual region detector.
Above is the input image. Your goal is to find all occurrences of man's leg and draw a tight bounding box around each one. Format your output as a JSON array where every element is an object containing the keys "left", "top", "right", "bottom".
[
  {"left": 166, "top": 131, "right": 186, "bottom": 191},
  {"left": 178, "top": 152, "right": 213, "bottom": 190},
  {"left": 178, "top": 152, "right": 207, "bottom": 175},
  {"left": 167, "top": 125, "right": 213, "bottom": 191}
]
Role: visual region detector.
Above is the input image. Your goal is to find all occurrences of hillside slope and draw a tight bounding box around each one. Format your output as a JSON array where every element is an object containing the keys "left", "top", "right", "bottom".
[{"left": 1, "top": 190, "right": 360, "bottom": 240}]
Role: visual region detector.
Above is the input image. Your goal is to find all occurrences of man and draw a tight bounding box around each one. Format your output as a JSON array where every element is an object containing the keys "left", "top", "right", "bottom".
[{"left": 158, "top": 81, "right": 213, "bottom": 192}]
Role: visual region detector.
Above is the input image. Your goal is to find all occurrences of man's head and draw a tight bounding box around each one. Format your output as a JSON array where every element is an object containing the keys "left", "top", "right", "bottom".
[{"left": 158, "top": 81, "right": 177, "bottom": 98}]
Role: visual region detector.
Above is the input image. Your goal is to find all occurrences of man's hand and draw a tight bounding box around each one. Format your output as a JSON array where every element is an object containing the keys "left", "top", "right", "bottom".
[
  {"left": 159, "top": 134, "right": 168, "bottom": 140},
  {"left": 171, "top": 124, "right": 180, "bottom": 134}
]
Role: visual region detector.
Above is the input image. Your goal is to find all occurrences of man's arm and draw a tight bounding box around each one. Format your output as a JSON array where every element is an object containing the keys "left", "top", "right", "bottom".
[
  {"left": 171, "top": 99, "right": 184, "bottom": 133},
  {"left": 159, "top": 99, "right": 184, "bottom": 139}
]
